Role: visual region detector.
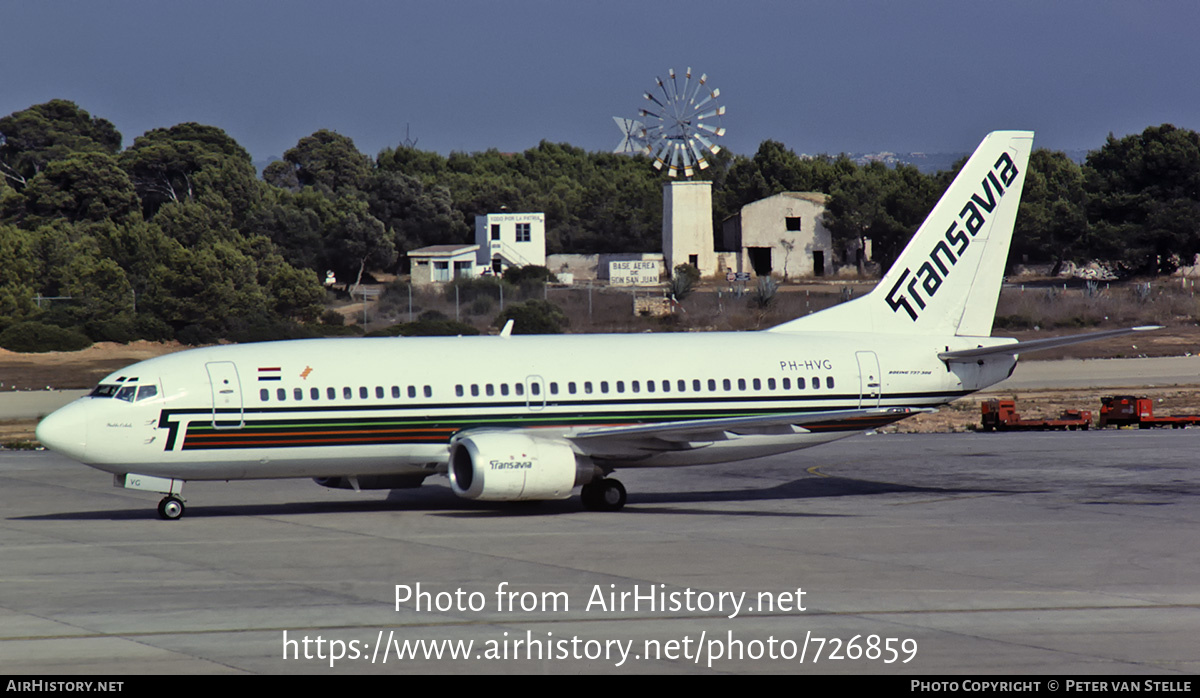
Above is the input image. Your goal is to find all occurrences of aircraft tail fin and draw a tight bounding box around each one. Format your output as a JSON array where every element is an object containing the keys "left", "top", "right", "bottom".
[{"left": 770, "top": 130, "right": 1034, "bottom": 337}]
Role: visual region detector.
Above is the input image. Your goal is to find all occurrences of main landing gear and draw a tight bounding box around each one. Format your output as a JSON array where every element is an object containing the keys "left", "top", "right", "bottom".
[
  {"left": 580, "top": 477, "right": 626, "bottom": 512},
  {"left": 157, "top": 495, "right": 185, "bottom": 520}
]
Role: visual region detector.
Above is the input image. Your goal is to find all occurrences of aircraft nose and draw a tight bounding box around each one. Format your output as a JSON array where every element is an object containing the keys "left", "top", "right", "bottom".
[{"left": 36, "top": 401, "right": 89, "bottom": 462}]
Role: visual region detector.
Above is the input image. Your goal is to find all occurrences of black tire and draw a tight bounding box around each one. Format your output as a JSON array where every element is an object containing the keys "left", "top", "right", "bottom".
[
  {"left": 158, "top": 496, "right": 185, "bottom": 520},
  {"left": 581, "top": 478, "right": 627, "bottom": 512}
]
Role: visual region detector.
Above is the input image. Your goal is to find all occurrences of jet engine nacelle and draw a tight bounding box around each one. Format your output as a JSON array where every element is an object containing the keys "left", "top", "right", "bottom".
[{"left": 449, "top": 433, "right": 592, "bottom": 501}]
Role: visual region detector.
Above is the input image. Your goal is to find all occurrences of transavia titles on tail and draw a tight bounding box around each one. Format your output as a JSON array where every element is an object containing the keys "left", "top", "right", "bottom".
[{"left": 36, "top": 131, "right": 1157, "bottom": 519}]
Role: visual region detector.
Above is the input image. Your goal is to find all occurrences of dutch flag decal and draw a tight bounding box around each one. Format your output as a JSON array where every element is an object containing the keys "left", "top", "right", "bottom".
[{"left": 258, "top": 367, "right": 282, "bottom": 382}]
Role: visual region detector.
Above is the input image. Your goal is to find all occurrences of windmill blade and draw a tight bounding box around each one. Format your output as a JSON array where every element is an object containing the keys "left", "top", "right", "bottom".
[
  {"left": 656, "top": 76, "right": 672, "bottom": 108},
  {"left": 688, "top": 73, "right": 708, "bottom": 105},
  {"left": 696, "top": 122, "right": 726, "bottom": 138},
  {"left": 694, "top": 132, "right": 723, "bottom": 155},
  {"left": 668, "top": 143, "right": 684, "bottom": 177},
  {"left": 697, "top": 106, "right": 726, "bottom": 121},
  {"left": 693, "top": 87, "right": 720, "bottom": 112},
  {"left": 652, "top": 141, "right": 672, "bottom": 170},
  {"left": 687, "top": 137, "right": 710, "bottom": 170}
]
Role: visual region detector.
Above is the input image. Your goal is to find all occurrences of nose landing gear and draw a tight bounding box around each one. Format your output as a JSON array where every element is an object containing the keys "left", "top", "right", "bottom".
[{"left": 157, "top": 495, "right": 186, "bottom": 520}]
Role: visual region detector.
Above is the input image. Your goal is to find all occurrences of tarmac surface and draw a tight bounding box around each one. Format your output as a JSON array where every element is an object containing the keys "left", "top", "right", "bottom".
[{"left": 2, "top": 428, "right": 1198, "bottom": 674}]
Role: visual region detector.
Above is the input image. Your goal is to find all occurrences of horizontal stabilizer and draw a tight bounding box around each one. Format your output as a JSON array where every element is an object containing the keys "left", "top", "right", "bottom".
[{"left": 938, "top": 326, "right": 1163, "bottom": 361}]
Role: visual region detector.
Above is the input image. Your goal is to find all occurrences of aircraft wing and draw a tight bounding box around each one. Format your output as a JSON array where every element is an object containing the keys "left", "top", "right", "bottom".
[
  {"left": 938, "top": 326, "right": 1162, "bottom": 362},
  {"left": 566, "top": 407, "right": 930, "bottom": 457}
]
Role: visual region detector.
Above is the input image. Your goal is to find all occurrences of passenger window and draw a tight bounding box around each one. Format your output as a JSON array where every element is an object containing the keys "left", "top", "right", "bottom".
[
  {"left": 550, "top": 382, "right": 558, "bottom": 395},
  {"left": 616, "top": 381, "right": 625, "bottom": 394},
  {"left": 327, "top": 387, "right": 336, "bottom": 400},
  {"left": 568, "top": 381, "right": 577, "bottom": 394},
  {"left": 456, "top": 385, "right": 464, "bottom": 397},
  {"left": 277, "top": 388, "right": 286, "bottom": 401},
  {"left": 531, "top": 383, "right": 540, "bottom": 396},
  {"left": 515, "top": 383, "right": 524, "bottom": 396},
  {"left": 600, "top": 381, "right": 608, "bottom": 394},
  {"left": 753, "top": 378, "right": 761, "bottom": 390},
  {"left": 424, "top": 386, "right": 432, "bottom": 397},
  {"left": 723, "top": 379, "right": 732, "bottom": 391},
  {"left": 692, "top": 379, "right": 700, "bottom": 391},
  {"left": 392, "top": 386, "right": 401, "bottom": 398},
  {"left": 260, "top": 388, "right": 269, "bottom": 401},
  {"left": 486, "top": 384, "right": 494, "bottom": 397},
  {"left": 768, "top": 378, "right": 776, "bottom": 390},
  {"left": 501, "top": 383, "right": 509, "bottom": 396},
  {"left": 584, "top": 381, "right": 593, "bottom": 394},
  {"left": 408, "top": 386, "right": 417, "bottom": 398},
  {"left": 798, "top": 377, "right": 806, "bottom": 389},
  {"left": 359, "top": 387, "right": 368, "bottom": 399},
  {"left": 632, "top": 380, "right": 640, "bottom": 393},
  {"left": 343, "top": 387, "right": 352, "bottom": 399},
  {"left": 811, "top": 376, "right": 819, "bottom": 390},
  {"left": 783, "top": 378, "right": 792, "bottom": 390},
  {"left": 294, "top": 387, "right": 303, "bottom": 401},
  {"left": 737, "top": 378, "right": 746, "bottom": 391},
  {"left": 827, "top": 376, "right": 835, "bottom": 389},
  {"left": 646, "top": 381, "right": 654, "bottom": 393},
  {"left": 707, "top": 379, "right": 716, "bottom": 391},
  {"left": 311, "top": 387, "right": 319, "bottom": 400},
  {"left": 374, "top": 386, "right": 383, "bottom": 399},
  {"left": 471, "top": 385, "right": 479, "bottom": 397}
]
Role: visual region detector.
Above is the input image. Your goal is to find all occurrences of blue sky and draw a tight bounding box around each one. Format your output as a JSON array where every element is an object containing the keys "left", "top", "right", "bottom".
[{"left": 5, "top": 1, "right": 1199, "bottom": 161}]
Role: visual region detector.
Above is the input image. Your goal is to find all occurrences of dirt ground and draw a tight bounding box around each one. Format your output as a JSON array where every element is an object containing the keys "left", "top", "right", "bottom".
[{"left": 3, "top": 326, "right": 1199, "bottom": 445}]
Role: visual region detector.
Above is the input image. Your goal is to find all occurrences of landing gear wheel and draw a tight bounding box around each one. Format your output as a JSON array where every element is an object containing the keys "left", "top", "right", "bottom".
[
  {"left": 158, "top": 496, "right": 185, "bottom": 520},
  {"left": 581, "top": 478, "right": 626, "bottom": 512}
]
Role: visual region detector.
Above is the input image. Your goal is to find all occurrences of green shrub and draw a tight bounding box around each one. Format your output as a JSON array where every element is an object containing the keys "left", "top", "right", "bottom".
[
  {"left": 502, "top": 265, "right": 558, "bottom": 285},
  {"left": 493, "top": 299, "right": 568, "bottom": 334},
  {"left": 445, "top": 276, "right": 509, "bottom": 303},
  {"left": 366, "top": 319, "right": 479, "bottom": 337},
  {"left": 0, "top": 321, "right": 92, "bottom": 353},
  {"left": 671, "top": 263, "right": 700, "bottom": 301}
]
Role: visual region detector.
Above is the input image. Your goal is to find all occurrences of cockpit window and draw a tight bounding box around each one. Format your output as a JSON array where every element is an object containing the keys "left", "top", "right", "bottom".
[{"left": 91, "top": 383, "right": 159, "bottom": 402}]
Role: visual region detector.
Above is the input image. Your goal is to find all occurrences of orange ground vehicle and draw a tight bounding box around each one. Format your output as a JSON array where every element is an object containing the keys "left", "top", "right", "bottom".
[
  {"left": 980, "top": 399, "right": 1092, "bottom": 431},
  {"left": 1098, "top": 396, "right": 1200, "bottom": 429}
]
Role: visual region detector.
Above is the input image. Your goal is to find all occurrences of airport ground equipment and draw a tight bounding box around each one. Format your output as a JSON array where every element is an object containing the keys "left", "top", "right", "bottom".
[
  {"left": 980, "top": 399, "right": 1092, "bottom": 431},
  {"left": 1098, "top": 396, "right": 1200, "bottom": 429}
]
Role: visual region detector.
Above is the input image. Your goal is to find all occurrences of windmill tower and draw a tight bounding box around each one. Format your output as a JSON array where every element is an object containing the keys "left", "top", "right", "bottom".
[{"left": 616, "top": 68, "right": 727, "bottom": 275}]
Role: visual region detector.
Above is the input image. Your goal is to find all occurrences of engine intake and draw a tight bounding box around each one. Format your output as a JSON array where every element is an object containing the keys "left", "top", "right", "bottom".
[{"left": 449, "top": 433, "right": 592, "bottom": 501}]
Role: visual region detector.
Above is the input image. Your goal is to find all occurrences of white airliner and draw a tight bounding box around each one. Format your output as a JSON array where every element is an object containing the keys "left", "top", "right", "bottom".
[{"left": 36, "top": 131, "right": 1155, "bottom": 519}]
